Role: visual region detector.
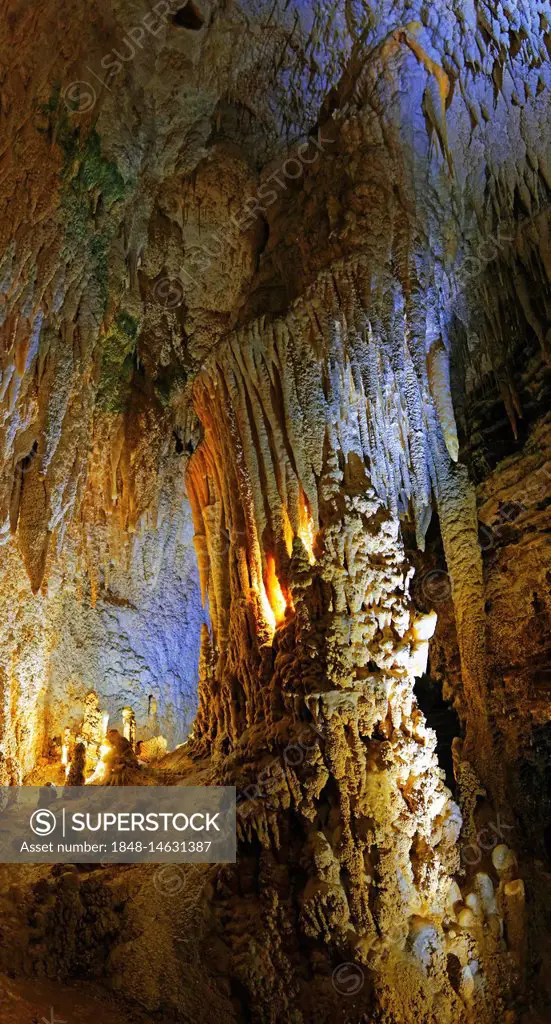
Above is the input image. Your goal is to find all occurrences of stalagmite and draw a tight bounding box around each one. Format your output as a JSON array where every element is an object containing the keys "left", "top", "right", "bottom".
[
  {"left": 492, "top": 844, "right": 518, "bottom": 882},
  {"left": 122, "top": 706, "right": 137, "bottom": 750},
  {"left": 65, "top": 741, "right": 86, "bottom": 787},
  {"left": 502, "top": 879, "right": 526, "bottom": 969}
]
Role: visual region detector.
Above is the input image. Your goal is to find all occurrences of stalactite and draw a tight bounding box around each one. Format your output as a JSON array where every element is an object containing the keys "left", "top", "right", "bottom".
[
  {"left": 427, "top": 338, "right": 460, "bottom": 462},
  {"left": 189, "top": 249, "right": 467, "bottom": 601}
]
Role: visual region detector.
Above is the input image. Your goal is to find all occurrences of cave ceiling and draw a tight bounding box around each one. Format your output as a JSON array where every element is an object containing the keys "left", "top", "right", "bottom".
[{"left": 2, "top": 0, "right": 550, "bottom": 588}]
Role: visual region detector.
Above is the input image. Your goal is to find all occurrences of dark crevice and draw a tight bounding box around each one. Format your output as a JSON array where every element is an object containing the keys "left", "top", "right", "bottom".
[
  {"left": 446, "top": 953, "right": 462, "bottom": 994},
  {"left": 414, "top": 673, "right": 462, "bottom": 790},
  {"left": 173, "top": 2, "right": 204, "bottom": 30}
]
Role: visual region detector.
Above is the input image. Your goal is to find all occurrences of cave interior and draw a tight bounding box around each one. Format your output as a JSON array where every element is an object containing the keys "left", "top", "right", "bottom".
[{"left": 0, "top": 0, "right": 551, "bottom": 1022}]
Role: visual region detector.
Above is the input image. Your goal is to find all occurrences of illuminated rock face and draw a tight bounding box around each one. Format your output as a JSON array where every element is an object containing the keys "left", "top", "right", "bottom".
[
  {"left": 42, "top": 488, "right": 207, "bottom": 753},
  {"left": 0, "top": 0, "right": 550, "bottom": 1020},
  {"left": 0, "top": 486, "right": 205, "bottom": 778}
]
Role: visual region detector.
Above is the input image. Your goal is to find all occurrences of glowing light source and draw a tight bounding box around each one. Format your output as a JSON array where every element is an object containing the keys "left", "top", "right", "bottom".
[
  {"left": 85, "top": 742, "right": 112, "bottom": 784},
  {"left": 61, "top": 726, "right": 71, "bottom": 767},
  {"left": 264, "top": 554, "right": 290, "bottom": 628},
  {"left": 298, "top": 492, "right": 316, "bottom": 564},
  {"left": 282, "top": 507, "right": 294, "bottom": 557},
  {"left": 260, "top": 582, "right": 277, "bottom": 632}
]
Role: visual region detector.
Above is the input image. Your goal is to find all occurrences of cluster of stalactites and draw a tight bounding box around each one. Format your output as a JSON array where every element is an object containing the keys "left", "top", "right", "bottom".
[
  {"left": 0, "top": 294, "right": 175, "bottom": 597},
  {"left": 186, "top": 259, "right": 461, "bottom": 646}
]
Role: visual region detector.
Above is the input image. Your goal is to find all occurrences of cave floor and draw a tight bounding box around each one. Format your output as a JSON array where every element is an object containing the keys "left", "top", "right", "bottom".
[
  {"left": 3, "top": 741, "right": 551, "bottom": 1024},
  {"left": 0, "top": 972, "right": 176, "bottom": 1024},
  {"left": 0, "top": 748, "right": 229, "bottom": 1022},
  {"left": 22, "top": 749, "right": 214, "bottom": 788}
]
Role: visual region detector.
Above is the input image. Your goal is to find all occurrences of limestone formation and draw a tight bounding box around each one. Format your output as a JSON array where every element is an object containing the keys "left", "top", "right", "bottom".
[
  {"left": 0, "top": 0, "right": 550, "bottom": 1021},
  {"left": 65, "top": 741, "right": 86, "bottom": 788}
]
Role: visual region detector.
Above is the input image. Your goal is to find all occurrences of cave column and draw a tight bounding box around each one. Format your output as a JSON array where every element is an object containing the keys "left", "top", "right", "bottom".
[{"left": 183, "top": 316, "right": 502, "bottom": 1018}]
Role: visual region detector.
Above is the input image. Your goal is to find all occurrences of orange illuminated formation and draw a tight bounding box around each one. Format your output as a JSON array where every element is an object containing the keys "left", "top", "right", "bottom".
[
  {"left": 298, "top": 491, "right": 316, "bottom": 564},
  {"left": 264, "top": 554, "right": 291, "bottom": 628}
]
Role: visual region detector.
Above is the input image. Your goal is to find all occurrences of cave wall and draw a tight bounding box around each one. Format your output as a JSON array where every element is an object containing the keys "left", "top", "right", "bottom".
[
  {"left": 42, "top": 480, "right": 206, "bottom": 754},
  {"left": 0, "top": 470, "right": 205, "bottom": 779}
]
